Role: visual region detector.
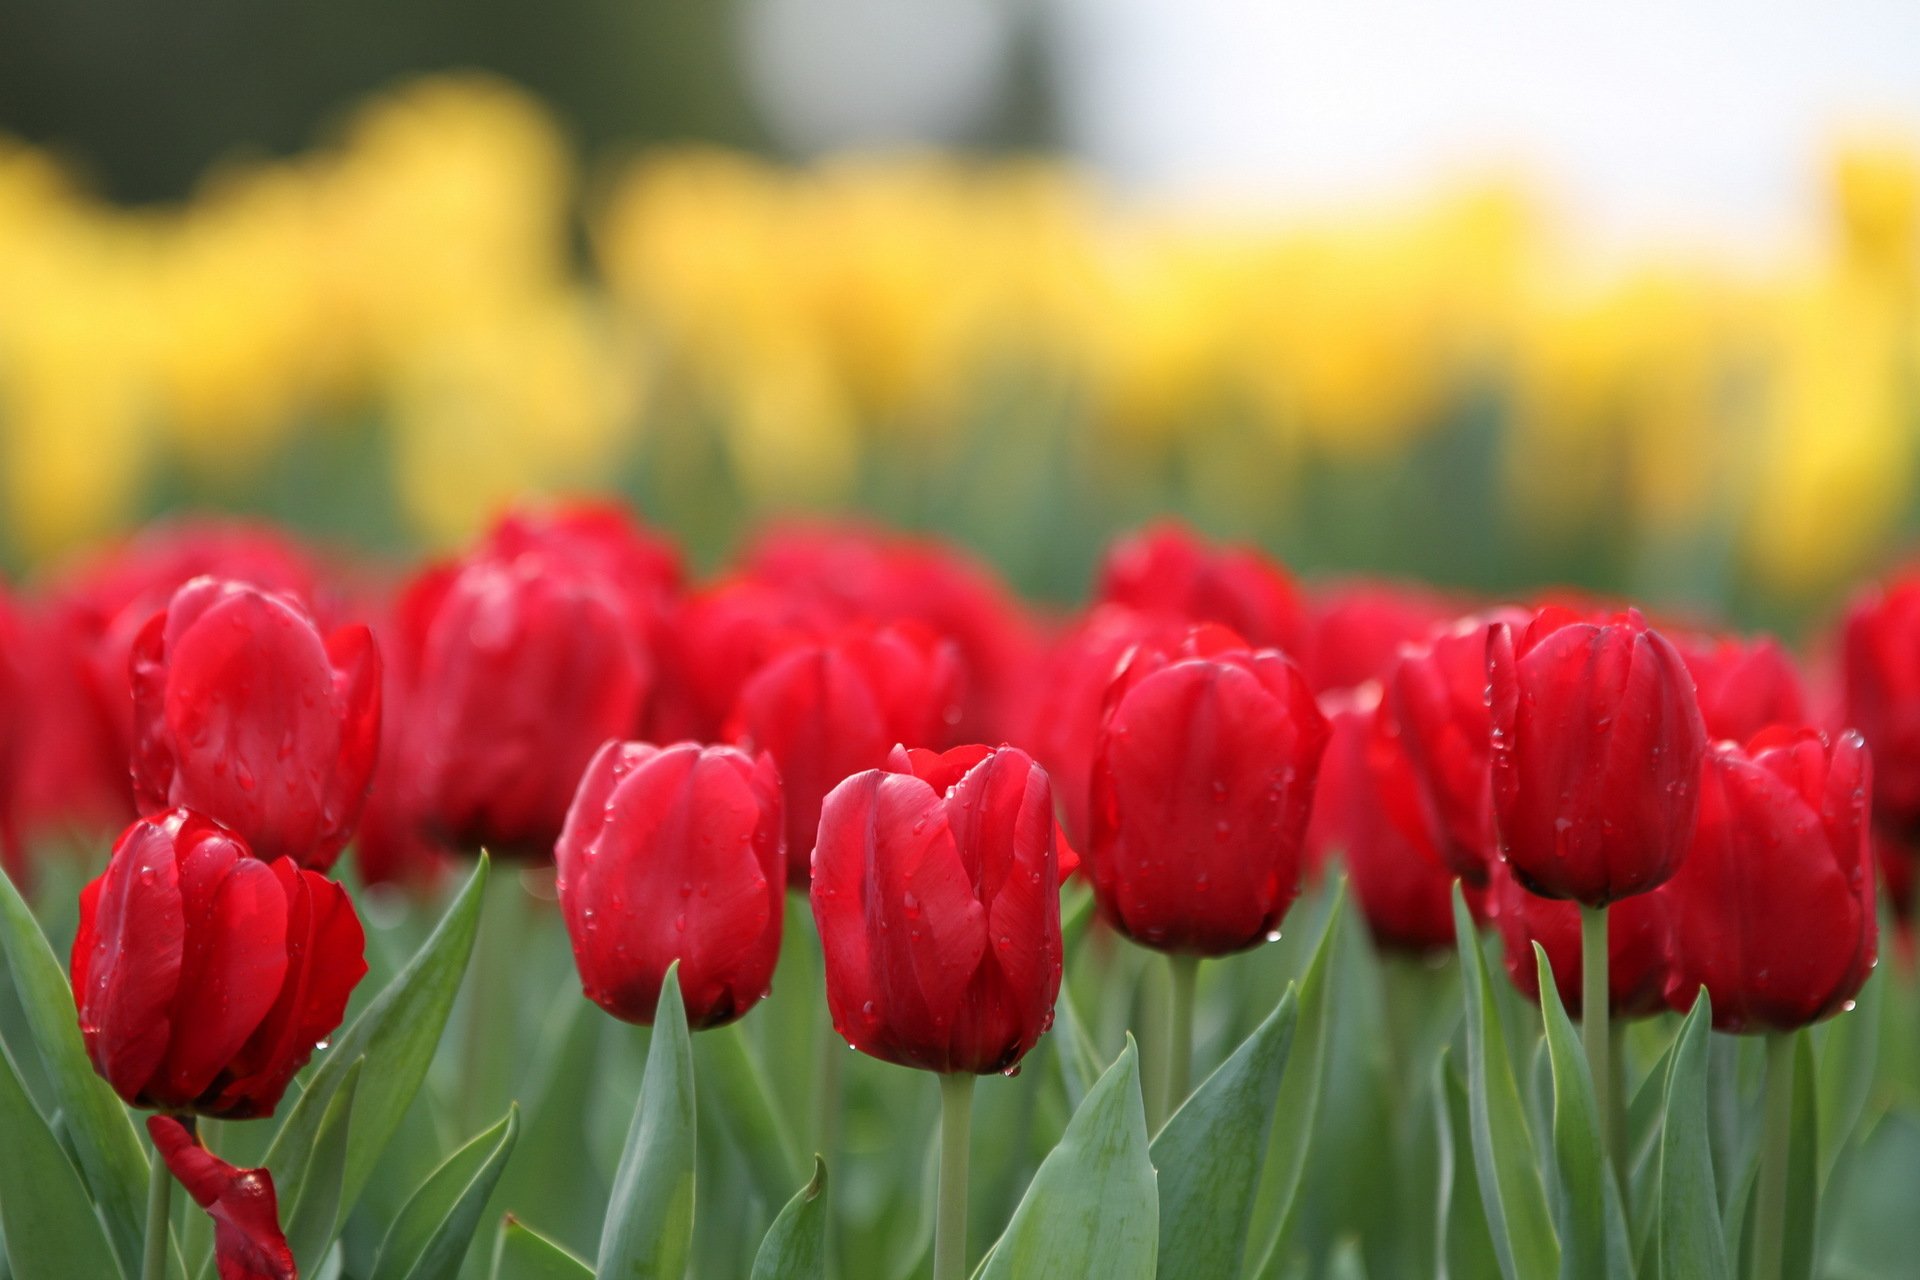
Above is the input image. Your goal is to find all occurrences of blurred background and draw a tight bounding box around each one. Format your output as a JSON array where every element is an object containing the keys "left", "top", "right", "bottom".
[{"left": 2, "top": 0, "right": 1918, "bottom": 632}]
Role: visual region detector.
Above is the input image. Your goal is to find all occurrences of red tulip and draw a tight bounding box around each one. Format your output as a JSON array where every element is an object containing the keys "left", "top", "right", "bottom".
[
  {"left": 148, "top": 1117, "right": 295, "bottom": 1280},
  {"left": 1488, "top": 859, "right": 1671, "bottom": 1018},
  {"left": 1662, "top": 728, "right": 1877, "bottom": 1033},
  {"left": 1843, "top": 576, "right": 1920, "bottom": 836},
  {"left": 0, "top": 588, "right": 23, "bottom": 880},
  {"left": 397, "top": 530, "right": 653, "bottom": 856},
  {"left": 478, "top": 503, "right": 682, "bottom": 618},
  {"left": 1301, "top": 580, "right": 1454, "bottom": 694},
  {"left": 72, "top": 809, "right": 367, "bottom": 1118},
  {"left": 1095, "top": 522, "right": 1308, "bottom": 656},
  {"left": 725, "top": 621, "right": 964, "bottom": 886},
  {"left": 1487, "top": 609, "right": 1707, "bottom": 906},
  {"left": 556, "top": 741, "right": 784, "bottom": 1029},
  {"left": 1387, "top": 610, "right": 1528, "bottom": 885},
  {"left": 650, "top": 579, "right": 836, "bottom": 743},
  {"left": 1674, "top": 632, "right": 1809, "bottom": 743},
  {"left": 1305, "top": 687, "right": 1462, "bottom": 954},
  {"left": 812, "top": 744, "right": 1062, "bottom": 1074},
  {"left": 1087, "top": 633, "right": 1330, "bottom": 954},
  {"left": 131, "top": 578, "right": 381, "bottom": 870},
  {"left": 351, "top": 568, "right": 454, "bottom": 892}
]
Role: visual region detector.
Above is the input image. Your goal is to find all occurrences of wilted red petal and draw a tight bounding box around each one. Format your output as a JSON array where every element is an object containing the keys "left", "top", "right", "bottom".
[{"left": 147, "top": 1117, "right": 296, "bottom": 1280}]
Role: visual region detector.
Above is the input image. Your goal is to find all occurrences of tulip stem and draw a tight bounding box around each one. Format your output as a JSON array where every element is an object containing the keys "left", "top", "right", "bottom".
[
  {"left": 1754, "top": 1032, "right": 1797, "bottom": 1280},
  {"left": 1165, "top": 953, "right": 1201, "bottom": 1125},
  {"left": 1579, "top": 904, "right": 1617, "bottom": 1177},
  {"left": 141, "top": 1137, "right": 173, "bottom": 1280},
  {"left": 934, "top": 1072, "right": 975, "bottom": 1280},
  {"left": 814, "top": 1005, "right": 846, "bottom": 1164}
]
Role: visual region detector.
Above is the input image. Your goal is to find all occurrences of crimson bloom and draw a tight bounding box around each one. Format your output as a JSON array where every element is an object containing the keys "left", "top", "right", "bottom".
[
  {"left": 131, "top": 578, "right": 381, "bottom": 870},
  {"left": 1674, "top": 632, "right": 1809, "bottom": 743},
  {"left": 1087, "top": 631, "right": 1330, "bottom": 954},
  {"left": 1095, "top": 522, "right": 1308, "bottom": 656},
  {"left": 1662, "top": 728, "right": 1876, "bottom": 1033},
  {"left": 1487, "top": 608, "right": 1707, "bottom": 905},
  {"left": 556, "top": 741, "right": 784, "bottom": 1029},
  {"left": 73, "top": 808, "right": 367, "bottom": 1118},
  {"left": 1488, "top": 859, "right": 1671, "bottom": 1018},
  {"left": 1305, "top": 687, "right": 1463, "bottom": 954},
  {"left": 396, "top": 524, "right": 655, "bottom": 855},
  {"left": 0, "top": 588, "right": 22, "bottom": 879},
  {"left": 1301, "top": 580, "right": 1453, "bottom": 694},
  {"left": 812, "top": 744, "right": 1062, "bottom": 1074},
  {"left": 649, "top": 579, "right": 836, "bottom": 743},
  {"left": 1843, "top": 576, "right": 1920, "bottom": 836},
  {"left": 148, "top": 1116, "right": 295, "bottom": 1280},
  {"left": 726, "top": 621, "right": 964, "bottom": 886}
]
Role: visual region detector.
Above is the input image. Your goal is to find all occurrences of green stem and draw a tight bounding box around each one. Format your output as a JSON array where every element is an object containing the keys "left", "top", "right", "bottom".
[
  {"left": 813, "top": 1003, "right": 846, "bottom": 1164},
  {"left": 1580, "top": 904, "right": 1617, "bottom": 1179},
  {"left": 463, "top": 867, "right": 521, "bottom": 1133},
  {"left": 1753, "top": 1032, "right": 1796, "bottom": 1280},
  {"left": 141, "top": 1138, "right": 173, "bottom": 1280},
  {"left": 1165, "top": 953, "right": 1201, "bottom": 1125},
  {"left": 1143, "top": 958, "right": 1171, "bottom": 1131},
  {"left": 934, "top": 1073, "right": 975, "bottom": 1280}
]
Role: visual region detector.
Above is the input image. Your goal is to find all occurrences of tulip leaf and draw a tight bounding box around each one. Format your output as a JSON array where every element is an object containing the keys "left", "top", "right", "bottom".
[
  {"left": 1781, "top": 1032, "right": 1819, "bottom": 1280},
  {"left": 1657, "top": 991, "right": 1729, "bottom": 1280},
  {"left": 0, "top": 865, "right": 158, "bottom": 1279},
  {"left": 0, "top": 1038, "right": 121, "bottom": 1280},
  {"left": 1822, "top": 1109, "right": 1920, "bottom": 1279},
  {"left": 1151, "top": 986, "right": 1298, "bottom": 1280},
  {"left": 491, "top": 1217, "right": 595, "bottom": 1280},
  {"left": 283, "top": 1057, "right": 362, "bottom": 1276},
  {"left": 1530, "top": 944, "right": 1630, "bottom": 1280},
  {"left": 1816, "top": 970, "right": 1878, "bottom": 1180},
  {"left": 1049, "top": 977, "right": 1105, "bottom": 1114},
  {"left": 748, "top": 1156, "right": 828, "bottom": 1280},
  {"left": 1246, "top": 883, "right": 1346, "bottom": 1276},
  {"left": 973, "top": 1037, "right": 1157, "bottom": 1280},
  {"left": 370, "top": 1105, "right": 520, "bottom": 1280},
  {"left": 597, "top": 964, "right": 697, "bottom": 1280},
  {"left": 1451, "top": 886, "right": 1560, "bottom": 1280},
  {"left": 695, "top": 1020, "right": 801, "bottom": 1212},
  {"left": 1436, "top": 1050, "right": 1502, "bottom": 1280},
  {"left": 267, "top": 853, "right": 489, "bottom": 1210},
  {"left": 492, "top": 993, "right": 606, "bottom": 1255}
]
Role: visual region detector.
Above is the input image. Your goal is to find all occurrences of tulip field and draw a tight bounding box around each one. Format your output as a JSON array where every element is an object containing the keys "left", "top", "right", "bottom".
[{"left": 0, "top": 507, "right": 1917, "bottom": 1280}]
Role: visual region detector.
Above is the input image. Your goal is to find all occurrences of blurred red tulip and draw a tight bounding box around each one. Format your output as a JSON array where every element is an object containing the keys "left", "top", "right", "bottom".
[
  {"left": 148, "top": 1116, "right": 295, "bottom": 1280},
  {"left": 1663, "top": 728, "right": 1877, "bottom": 1033},
  {"left": 726, "top": 621, "right": 964, "bottom": 886},
  {"left": 73, "top": 809, "right": 366, "bottom": 1118},
  {"left": 650, "top": 579, "right": 837, "bottom": 743},
  {"left": 1488, "top": 858, "right": 1671, "bottom": 1018},
  {"left": 1087, "top": 631, "right": 1329, "bottom": 954},
  {"left": 1095, "top": 522, "right": 1308, "bottom": 657},
  {"left": 131, "top": 578, "right": 380, "bottom": 870},
  {"left": 1674, "top": 632, "right": 1809, "bottom": 743},
  {"left": 0, "top": 587, "right": 22, "bottom": 880},
  {"left": 1842, "top": 576, "right": 1920, "bottom": 836},
  {"left": 812, "top": 744, "right": 1062, "bottom": 1074},
  {"left": 1301, "top": 580, "right": 1455, "bottom": 694},
  {"left": 1488, "top": 609, "right": 1707, "bottom": 905},
  {"left": 556, "top": 741, "right": 784, "bottom": 1029}
]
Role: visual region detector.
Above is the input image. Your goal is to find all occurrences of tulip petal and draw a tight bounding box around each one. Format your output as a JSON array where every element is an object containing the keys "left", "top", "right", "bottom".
[
  {"left": 320, "top": 624, "right": 383, "bottom": 865},
  {"left": 74, "top": 821, "right": 186, "bottom": 1102},
  {"left": 148, "top": 1116, "right": 296, "bottom": 1280}
]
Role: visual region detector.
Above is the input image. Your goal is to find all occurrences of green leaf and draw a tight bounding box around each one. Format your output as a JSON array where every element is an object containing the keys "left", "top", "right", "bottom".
[
  {"left": 1246, "top": 884, "right": 1346, "bottom": 1275},
  {"left": 370, "top": 1105, "right": 520, "bottom": 1280},
  {"left": 1151, "top": 987, "right": 1298, "bottom": 1280},
  {"left": 1656, "top": 991, "right": 1729, "bottom": 1280},
  {"left": 749, "top": 1157, "right": 828, "bottom": 1280},
  {"left": 1436, "top": 1051, "right": 1502, "bottom": 1280},
  {"left": 694, "top": 1020, "right": 801, "bottom": 1212},
  {"left": 1531, "top": 944, "right": 1630, "bottom": 1280},
  {"left": 492, "top": 993, "right": 607, "bottom": 1255},
  {"left": 0, "top": 1038, "right": 121, "bottom": 1280},
  {"left": 1816, "top": 972, "right": 1878, "bottom": 1180},
  {"left": 1452, "top": 886, "right": 1559, "bottom": 1280},
  {"left": 1050, "top": 978, "right": 1105, "bottom": 1115},
  {"left": 282, "top": 1058, "right": 361, "bottom": 1276},
  {"left": 1823, "top": 1109, "right": 1920, "bottom": 1280},
  {"left": 491, "top": 1217, "right": 594, "bottom": 1280},
  {"left": 598, "top": 964, "right": 697, "bottom": 1280},
  {"left": 974, "top": 1037, "right": 1157, "bottom": 1280},
  {"left": 267, "top": 854, "right": 488, "bottom": 1209},
  {"left": 1781, "top": 1033, "right": 1819, "bottom": 1280},
  {"left": 0, "top": 865, "right": 154, "bottom": 1278}
]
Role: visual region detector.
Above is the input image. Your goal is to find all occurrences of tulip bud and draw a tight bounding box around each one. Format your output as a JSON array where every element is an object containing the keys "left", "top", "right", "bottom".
[
  {"left": 556, "top": 741, "right": 785, "bottom": 1029},
  {"left": 726, "top": 622, "right": 964, "bottom": 886},
  {"left": 1487, "top": 609, "right": 1707, "bottom": 905},
  {"left": 72, "top": 809, "right": 367, "bottom": 1119},
  {"left": 1095, "top": 522, "right": 1308, "bottom": 656},
  {"left": 1088, "top": 635, "right": 1330, "bottom": 954},
  {"left": 812, "top": 745, "right": 1062, "bottom": 1075},
  {"left": 1662, "top": 729, "right": 1877, "bottom": 1033},
  {"left": 1305, "top": 686, "right": 1462, "bottom": 954},
  {"left": 130, "top": 578, "right": 381, "bottom": 870},
  {"left": 399, "top": 535, "right": 653, "bottom": 856},
  {"left": 1488, "top": 859, "right": 1671, "bottom": 1018},
  {"left": 1842, "top": 577, "right": 1920, "bottom": 836},
  {"left": 1673, "top": 632, "right": 1809, "bottom": 743}
]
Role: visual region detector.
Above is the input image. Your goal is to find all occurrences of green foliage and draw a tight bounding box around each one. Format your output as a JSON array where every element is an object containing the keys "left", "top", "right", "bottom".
[{"left": 597, "top": 965, "right": 697, "bottom": 1280}]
